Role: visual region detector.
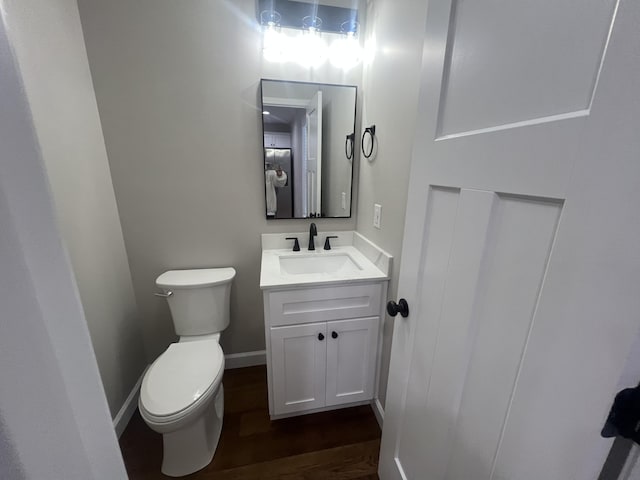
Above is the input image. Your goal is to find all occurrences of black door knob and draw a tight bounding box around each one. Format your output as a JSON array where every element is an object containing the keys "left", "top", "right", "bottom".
[
  {"left": 387, "top": 298, "right": 409, "bottom": 318},
  {"left": 331, "top": 331, "right": 338, "bottom": 339},
  {"left": 318, "top": 332, "right": 325, "bottom": 341}
]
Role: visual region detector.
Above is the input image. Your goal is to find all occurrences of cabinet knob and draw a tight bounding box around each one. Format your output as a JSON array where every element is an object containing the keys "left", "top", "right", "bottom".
[
  {"left": 318, "top": 333, "right": 325, "bottom": 341},
  {"left": 331, "top": 331, "right": 338, "bottom": 339}
]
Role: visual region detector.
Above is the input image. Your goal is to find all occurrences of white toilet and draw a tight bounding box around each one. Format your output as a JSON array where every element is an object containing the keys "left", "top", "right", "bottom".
[{"left": 139, "top": 267, "right": 235, "bottom": 477}]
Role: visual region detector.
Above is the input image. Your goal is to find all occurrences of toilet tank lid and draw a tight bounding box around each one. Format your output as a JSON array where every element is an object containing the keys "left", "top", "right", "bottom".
[{"left": 156, "top": 268, "right": 236, "bottom": 289}]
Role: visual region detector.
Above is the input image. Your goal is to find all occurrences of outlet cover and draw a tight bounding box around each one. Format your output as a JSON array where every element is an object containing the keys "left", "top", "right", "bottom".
[{"left": 373, "top": 204, "right": 382, "bottom": 229}]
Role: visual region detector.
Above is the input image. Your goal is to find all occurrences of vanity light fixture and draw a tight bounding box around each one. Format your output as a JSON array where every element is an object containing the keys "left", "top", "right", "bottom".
[
  {"left": 257, "top": 0, "right": 357, "bottom": 35},
  {"left": 301, "top": 15, "right": 322, "bottom": 31},
  {"left": 259, "top": 2, "right": 360, "bottom": 69},
  {"left": 260, "top": 9, "right": 282, "bottom": 28},
  {"left": 340, "top": 19, "right": 358, "bottom": 36}
]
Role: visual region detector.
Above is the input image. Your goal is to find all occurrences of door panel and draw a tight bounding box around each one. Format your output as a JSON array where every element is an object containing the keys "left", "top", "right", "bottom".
[
  {"left": 385, "top": 186, "right": 459, "bottom": 480},
  {"left": 380, "top": 0, "right": 640, "bottom": 479},
  {"left": 326, "top": 317, "right": 379, "bottom": 406},
  {"left": 270, "top": 323, "right": 327, "bottom": 415},
  {"left": 396, "top": 190, "right": 563, "bottom": 479},
  {"left": 438, "top": 0, "right": 617, "bottom": 136}
]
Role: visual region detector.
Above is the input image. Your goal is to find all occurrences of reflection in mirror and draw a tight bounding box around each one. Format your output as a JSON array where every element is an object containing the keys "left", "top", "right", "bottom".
[{"left": 261, "top": 79, "right": 357, "bottom": 219}]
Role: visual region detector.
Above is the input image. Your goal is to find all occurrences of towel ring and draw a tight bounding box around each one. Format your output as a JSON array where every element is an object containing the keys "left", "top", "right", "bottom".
[
  {"left": 362, "top": 125, "right": 376, "bottom": 159},
  {"left": 345, "top": 133, "right": 355, "bottom": 160}
]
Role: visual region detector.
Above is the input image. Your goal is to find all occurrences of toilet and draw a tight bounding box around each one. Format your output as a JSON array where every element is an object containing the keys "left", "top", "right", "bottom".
[{"left": 139, "top": 267, "right": 235, "bottom": 477}]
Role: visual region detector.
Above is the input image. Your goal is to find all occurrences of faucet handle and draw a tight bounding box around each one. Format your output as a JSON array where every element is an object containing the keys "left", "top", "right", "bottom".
[
  {"left": 285, "top": 237, "right": 300, "bottom": 252},
  {"left": 324, "top": 236, "right": 339, "bottom": 250}
]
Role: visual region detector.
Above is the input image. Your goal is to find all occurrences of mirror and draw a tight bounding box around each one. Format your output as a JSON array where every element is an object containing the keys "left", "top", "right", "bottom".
[{"left": 261, "top": 79, "right": 357, "bottom": 219}]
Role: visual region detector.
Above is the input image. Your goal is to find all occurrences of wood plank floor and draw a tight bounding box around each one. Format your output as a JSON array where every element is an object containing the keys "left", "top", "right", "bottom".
[{"left": 120, "top": 366, "right": 381, "bottom": 479}]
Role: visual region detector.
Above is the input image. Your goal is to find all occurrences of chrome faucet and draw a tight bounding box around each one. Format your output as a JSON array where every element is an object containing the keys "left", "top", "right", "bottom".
[{"left": 308, "top": 223, "right": 317, "bottom": 250}]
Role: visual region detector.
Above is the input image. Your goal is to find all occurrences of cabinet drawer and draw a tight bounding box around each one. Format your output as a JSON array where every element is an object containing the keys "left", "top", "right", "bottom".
[{"left": 268, "top": 283, "right": 383, "bottom": 327}]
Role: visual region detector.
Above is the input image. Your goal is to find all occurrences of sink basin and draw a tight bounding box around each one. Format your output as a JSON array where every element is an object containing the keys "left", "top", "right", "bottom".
[
  {"left": 260, "top": 232, "right": 392, "bottom": 288},
  {"left": 279, "top": 253, "right": 362, "bottom": 275}
]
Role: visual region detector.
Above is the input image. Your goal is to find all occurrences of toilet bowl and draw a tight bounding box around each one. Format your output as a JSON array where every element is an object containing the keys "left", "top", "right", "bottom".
[{"left": 139, "top": 268, "right": 235, "bottom": 477}]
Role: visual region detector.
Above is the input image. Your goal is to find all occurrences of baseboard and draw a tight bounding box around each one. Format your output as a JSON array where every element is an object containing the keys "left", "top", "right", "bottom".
[
  {"left": 372, "top": 397, "right": 384, "bottom": 428},
  {"left": 113, "top": 366, "right": 147, "bottom": 438},
  {"left": 224, "top": 350, "right": 266, "bottom": 369}
]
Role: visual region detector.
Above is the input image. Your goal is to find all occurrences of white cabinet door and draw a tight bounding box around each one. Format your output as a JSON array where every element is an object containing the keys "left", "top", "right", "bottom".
[
  {"left": 264, "top": 133, "right": 291, "bottom": 148},
  {"left": 272, "top": 133, "right": 291, "bottom": 148},
  {"left": 325, "top": 317, "right": 379, "bottom": 407},
  {"left": 270, "top": 322, "right": 327, "bottom": 415}
]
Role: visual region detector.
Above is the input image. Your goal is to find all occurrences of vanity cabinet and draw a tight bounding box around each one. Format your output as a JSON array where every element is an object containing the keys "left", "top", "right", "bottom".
[{"left": 263, "top": 282, "right": 386, "bottom": 418}]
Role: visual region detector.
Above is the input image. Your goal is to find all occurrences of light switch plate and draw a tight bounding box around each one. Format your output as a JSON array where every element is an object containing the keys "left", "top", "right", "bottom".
[{"left": 373, "top": 204, "right": 382, "bottom": 229}]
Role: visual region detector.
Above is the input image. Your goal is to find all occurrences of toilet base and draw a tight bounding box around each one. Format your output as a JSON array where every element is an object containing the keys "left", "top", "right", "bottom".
[{"left": 160, "top": 385, "right": 224, "bottom": 477}]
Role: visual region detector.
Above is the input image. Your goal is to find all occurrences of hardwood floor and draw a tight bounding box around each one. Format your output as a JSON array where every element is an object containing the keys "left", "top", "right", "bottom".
[{"left": 120, "top": 366, "right": 381, "bottom": 479}]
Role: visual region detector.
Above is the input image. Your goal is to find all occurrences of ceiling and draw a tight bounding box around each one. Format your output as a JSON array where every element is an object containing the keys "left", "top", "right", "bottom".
[{"left": 263, "top": 106, "right": 305, "bottom": 126}]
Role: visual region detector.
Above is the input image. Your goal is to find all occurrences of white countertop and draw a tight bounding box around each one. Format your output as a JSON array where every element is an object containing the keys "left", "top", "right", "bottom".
[{"left": 260, "top": 232, "right": 393, "bottom": 289}]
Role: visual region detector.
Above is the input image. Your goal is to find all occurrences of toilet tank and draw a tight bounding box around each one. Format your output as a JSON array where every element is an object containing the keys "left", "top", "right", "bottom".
[{"left": 156, "top": 268, "right": 236, "bottom": 336}]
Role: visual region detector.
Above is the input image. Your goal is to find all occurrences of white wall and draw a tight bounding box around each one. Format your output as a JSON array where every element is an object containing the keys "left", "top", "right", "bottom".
[
  {"left": 3, "top": 0, "right": 147, "bottom": 419},
  {"left": 77, "top": 0, "right": 363, "bottom": 361},
  {"left": 0, "top": 9, "right": 126, "bottom": 476},
  {"left": 356, "top": 0, "right": 429, "bottom": 407}
]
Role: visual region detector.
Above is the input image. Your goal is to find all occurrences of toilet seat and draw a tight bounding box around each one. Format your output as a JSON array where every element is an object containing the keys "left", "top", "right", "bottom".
[{"left": 140, "top": 339, "right": 224, "bottom": 424}]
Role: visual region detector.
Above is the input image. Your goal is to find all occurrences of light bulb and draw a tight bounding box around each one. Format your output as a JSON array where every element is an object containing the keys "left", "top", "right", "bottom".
[
  {"left": 295, "top": 30, "right": 328, "bottom": 68},
  {"left": 329, "top": 35, "right": 362, "bottom": 70},
  {"left": 263, "top": 26, "right": 287, "bottom": 62}
]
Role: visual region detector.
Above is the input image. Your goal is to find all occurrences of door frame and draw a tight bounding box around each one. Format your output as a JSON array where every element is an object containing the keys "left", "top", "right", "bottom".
[{"left": 0, "top": 14, "right": 126, "bottom": 478}]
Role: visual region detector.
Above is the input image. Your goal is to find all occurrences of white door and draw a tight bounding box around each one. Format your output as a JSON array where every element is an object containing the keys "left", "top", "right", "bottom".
[
  {"left": 326, "top": 317, "right": 379, "bottom": 406},
  {"left": 270, "top": 323, "right": 327, "bottom": 415},
  {"left": 380, "top": 1, "right": 640, "bottom": 480},
  {"left": 306, "top": 90, "right": 322, "bottom": 217}
]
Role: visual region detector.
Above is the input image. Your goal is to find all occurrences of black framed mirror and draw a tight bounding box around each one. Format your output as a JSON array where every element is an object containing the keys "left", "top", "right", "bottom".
[{"left": 261, "top": 79, "right": 357, "bottom": 219}]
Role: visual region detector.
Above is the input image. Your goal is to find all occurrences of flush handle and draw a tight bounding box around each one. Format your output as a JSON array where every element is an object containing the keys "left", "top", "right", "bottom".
[{"left": 154, "top": 291, "right": 173, "bottom": 298}]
